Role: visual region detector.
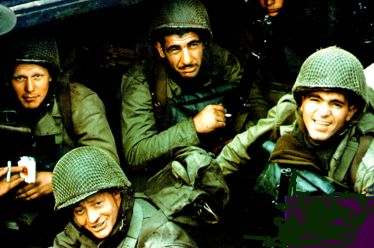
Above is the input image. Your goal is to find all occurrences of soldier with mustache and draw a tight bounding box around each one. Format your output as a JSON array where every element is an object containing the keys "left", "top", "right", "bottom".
[{"left": 120, "top": 0, "right": 243, "bottom": 191}]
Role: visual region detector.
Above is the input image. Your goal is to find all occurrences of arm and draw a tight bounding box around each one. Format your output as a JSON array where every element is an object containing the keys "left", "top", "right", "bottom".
[
  {"left": 217, "top": 94, "right": 297, "bottom": 176},
  {"left": 70, "top": 83, "right": 120, "bottom": 163},
  {"left": 120, "top": 70, "right": 200, "bottom": 169}
]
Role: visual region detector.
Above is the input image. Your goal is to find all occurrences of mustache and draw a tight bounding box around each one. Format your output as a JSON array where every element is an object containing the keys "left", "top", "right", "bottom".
[{"left": 179, "top": 64, "right": 196, "bottom": 70}]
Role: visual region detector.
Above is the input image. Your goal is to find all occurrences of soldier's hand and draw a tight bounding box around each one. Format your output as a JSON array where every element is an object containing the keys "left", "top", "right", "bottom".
[
  {"left": 0, "top": 166, "right": 25, "bottom": 197},
  {"left": 193, "top": 104, "right": 227, "bottom": 134},
  {"left": 16, "top": 171, "right": 52, "bottom": 200}
]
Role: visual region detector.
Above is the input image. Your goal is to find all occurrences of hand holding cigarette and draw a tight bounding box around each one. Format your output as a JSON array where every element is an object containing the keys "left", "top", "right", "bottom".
[{"left": 0, "top": 163, "right": 25, "bottom": 197}]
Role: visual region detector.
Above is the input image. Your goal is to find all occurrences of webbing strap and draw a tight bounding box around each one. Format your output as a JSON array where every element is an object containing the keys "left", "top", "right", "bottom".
[
  {"left": 57, "top": 72, "right": 74, "bottom": 138},
  {"left": 334, "top": 135, "right": 373, "bottom": 184},
  {"left": 334, "top": 139, "right": 359, "bottom": 182},
  {"left": 350, "top": 135, "right": 373, "bottom": 183}
]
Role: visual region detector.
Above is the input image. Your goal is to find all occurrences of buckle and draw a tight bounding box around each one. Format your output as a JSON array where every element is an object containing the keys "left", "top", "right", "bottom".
[{"left": 193, "top": 197, "right": 220, "bottom": 225}]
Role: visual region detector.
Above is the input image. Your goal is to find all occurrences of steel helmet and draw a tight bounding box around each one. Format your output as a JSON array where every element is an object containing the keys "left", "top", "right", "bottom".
[
  {"left": 52, "top": 146, "right": 132, "bottom": 210},
  {"left": 0, "top": 4, "right": 16, "bottom": 36},
  {"left": 6, "top": 33, "right": 61, "bottom": 74},
  {"left": 292, "top": 46, "right": 368, "bottom": 110},
  {"left": 150, "top": 0, "right": 212, "bottom": 39}
]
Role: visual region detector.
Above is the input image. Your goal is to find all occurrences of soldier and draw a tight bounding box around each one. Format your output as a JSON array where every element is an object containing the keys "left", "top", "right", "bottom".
[
  {"left": 218, "top": 46, "right": 374, "bottom": 196},
  {"left": 0, "top": 33, "right": 119, "bottom": 247},
  {"left": 120, "top": 0, "right": 243, "bottom": 191},
  {"left": 52, "top": 146, "right": 198, "bottom": 248}
]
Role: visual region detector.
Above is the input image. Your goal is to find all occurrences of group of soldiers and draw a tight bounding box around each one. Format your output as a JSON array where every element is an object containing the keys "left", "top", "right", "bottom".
[{"left": 0, "top": 0, "right": 374, "bottom": 247}]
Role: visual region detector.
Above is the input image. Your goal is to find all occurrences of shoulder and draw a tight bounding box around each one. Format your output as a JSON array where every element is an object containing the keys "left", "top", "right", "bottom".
[
  {"left": 54, "top": 222, "right": 95, "bottom": 247},
  {"left": 66, "top": 83, "right": 105, "bottom": 113},
  {"left": 358, "top": 112, "right": 374, "bottom": 134},
  {"left": 121, "top": 61, "right": 149, "bottom": 87},
  {"left": 207, "top": 42, "right": 239, "bottom": 63},
  {"left": 272, "top": 94, "right": 298, "bottom": 126},
  {"left": 69, "top": 82, "right": 98, "bottom": 100}
]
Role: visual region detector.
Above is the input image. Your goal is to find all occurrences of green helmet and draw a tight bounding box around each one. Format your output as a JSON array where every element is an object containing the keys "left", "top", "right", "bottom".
[
  {"left": 0, "top": 4, "right": 16, "bottom": 36},
  {"left": 6, "top": 34, "right": 61, "bottom": 73},
  {"left": 292, "top": 46, "right": 368, "bottom": 110},
  {"left": 150, "top": 0, "right": 212, "bottom": 39},
  {"left": 52, "top": 146, "right": 132, "bottom": 210}
]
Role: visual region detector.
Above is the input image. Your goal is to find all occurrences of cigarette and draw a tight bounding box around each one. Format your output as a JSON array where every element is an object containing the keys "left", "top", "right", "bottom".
[
  {"left": 225, "top": 113, "right": 232, "bottom": 118},
  {"left": 6, "top": 161, "right": 11, "bottom": 182}
]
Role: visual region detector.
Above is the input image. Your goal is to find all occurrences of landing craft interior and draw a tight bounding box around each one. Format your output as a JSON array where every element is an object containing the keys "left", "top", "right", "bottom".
[{"left": 1, "top": 0, "right": 373, "bottom": 247}]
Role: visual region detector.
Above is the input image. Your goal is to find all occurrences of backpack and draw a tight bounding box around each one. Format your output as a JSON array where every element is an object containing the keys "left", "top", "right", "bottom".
[{"left": 144, "top": 146, "right": 230, "bottom": 227}]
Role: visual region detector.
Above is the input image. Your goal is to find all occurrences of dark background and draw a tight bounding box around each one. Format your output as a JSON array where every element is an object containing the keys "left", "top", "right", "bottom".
[{"left": 1, "top": 1, "right": 373, "bottom": 247}]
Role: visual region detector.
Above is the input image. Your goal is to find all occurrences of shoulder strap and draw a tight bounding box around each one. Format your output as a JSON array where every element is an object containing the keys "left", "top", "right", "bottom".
[
  {"left": 151, "top": 63, "right": 167, "bottom": 119},
  {"left": 349, "top": 135, "right": 374, "bottom": 183},
  {"left": 334, "top": 138, "right": 359, "bottom": 182},
  {"left": 57, "top": 72, "right": 74, "bottom": 138}
]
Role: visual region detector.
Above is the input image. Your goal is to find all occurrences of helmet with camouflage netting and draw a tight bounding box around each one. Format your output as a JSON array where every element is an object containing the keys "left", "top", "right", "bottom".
[
  {"left": 52, "top": 146, "right": 132, "bottom": 210},
  {"left": 292, "top": 46, "right": 368, "bottom": 113},
  {"left": 149, "top": 0, "right": 212, "bottom": 41},
  {"left": 5, "top": 33, "right": 61, "bottom": 76}
]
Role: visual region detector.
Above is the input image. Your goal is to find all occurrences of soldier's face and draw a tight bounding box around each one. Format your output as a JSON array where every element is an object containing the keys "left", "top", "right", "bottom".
[
  {"left": 11, "top": 64, "right": 51, "bottom": 109},
  {"left": 73, "top": 191, "right": 121, "bottom": 239},
  {"left": 259, "top": 0, "right": 284, "bottom": 17},
  {"left": 155, "top": 31, "right": 204, "bottom": 79},
  {"left": 301, "top": 91, "right": 357, "bottom": 142}
]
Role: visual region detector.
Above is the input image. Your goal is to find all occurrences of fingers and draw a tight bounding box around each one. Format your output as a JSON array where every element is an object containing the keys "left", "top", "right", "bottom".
[
  {"left": 11, "top": 166, "right": 25, "bottom": 174},
  {"left": 0, "top": 167, "right": 8, "bottom": 177},
  {"left": 16, "top": 184, "right": 37, "bottom": 200},
  {"left": 0, "top": 174, "right": 25, "bottom": 197},
  {"left": 0, "top": 166, "right": 25, "bottom": 178},
  {"left": 193, "top": 104, "right": 228, "bottom": 134}
]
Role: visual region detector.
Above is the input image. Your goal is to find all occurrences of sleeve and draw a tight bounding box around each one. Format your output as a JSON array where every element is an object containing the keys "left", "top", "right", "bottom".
[
  {"left": 354, "top": 141, "right": 374, "bottom": 195},
  {"left": 120, "top": 68, "right": 200, "bottom": 169},
  {"left": 69, "top": 83, "right": 120, "bottom": 163},
  {"left": 217, "top": 94, "right": 297, "bottom": 176}
]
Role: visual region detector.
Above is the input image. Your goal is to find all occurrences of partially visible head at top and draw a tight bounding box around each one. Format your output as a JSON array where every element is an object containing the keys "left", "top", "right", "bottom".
[
  {"left": 292, "top": 46, "right": 367, "bottom": 142},
  {"left": 150, "top": 0, "right": 212, "bottom": 79},
  {"left": 52, "top": 146, "right": 133, "bottom": 239},
  {"left": 0, "top": 4, "right": 16, "bottom": 36},
  {"left": 259, "top": 0, "right": 285, "bottom": 17}
]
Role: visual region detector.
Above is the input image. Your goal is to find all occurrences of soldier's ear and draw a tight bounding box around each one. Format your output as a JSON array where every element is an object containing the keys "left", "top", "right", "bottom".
[
  {"left": 154, "top": 42, "right": 165, "bottom": 58},
  {"left": 346, "top": 105, "right": 357, "bottom": 122},
  {"left": 112, "top": 190, "right": 122, "bottom": 208}
]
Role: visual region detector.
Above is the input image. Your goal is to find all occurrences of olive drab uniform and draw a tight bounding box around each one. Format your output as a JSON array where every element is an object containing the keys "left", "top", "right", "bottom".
[
  {"left": 120, "top": 0, "right": 238, "bottom": 235},
  {"left": 121, "top": 43, "right": 242, "bottom": 169},
  {"left": 52, "top": 147, "right": 198, "bottom": 248},
  {"left": 120, "top": 0, "right": 243, "bottom": 189},
  {"left": 217, "top": 46, "right": 374, "bottom": 196},
  {"left": 0, "top": 34, "right": 119, "bottom": 247}
]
